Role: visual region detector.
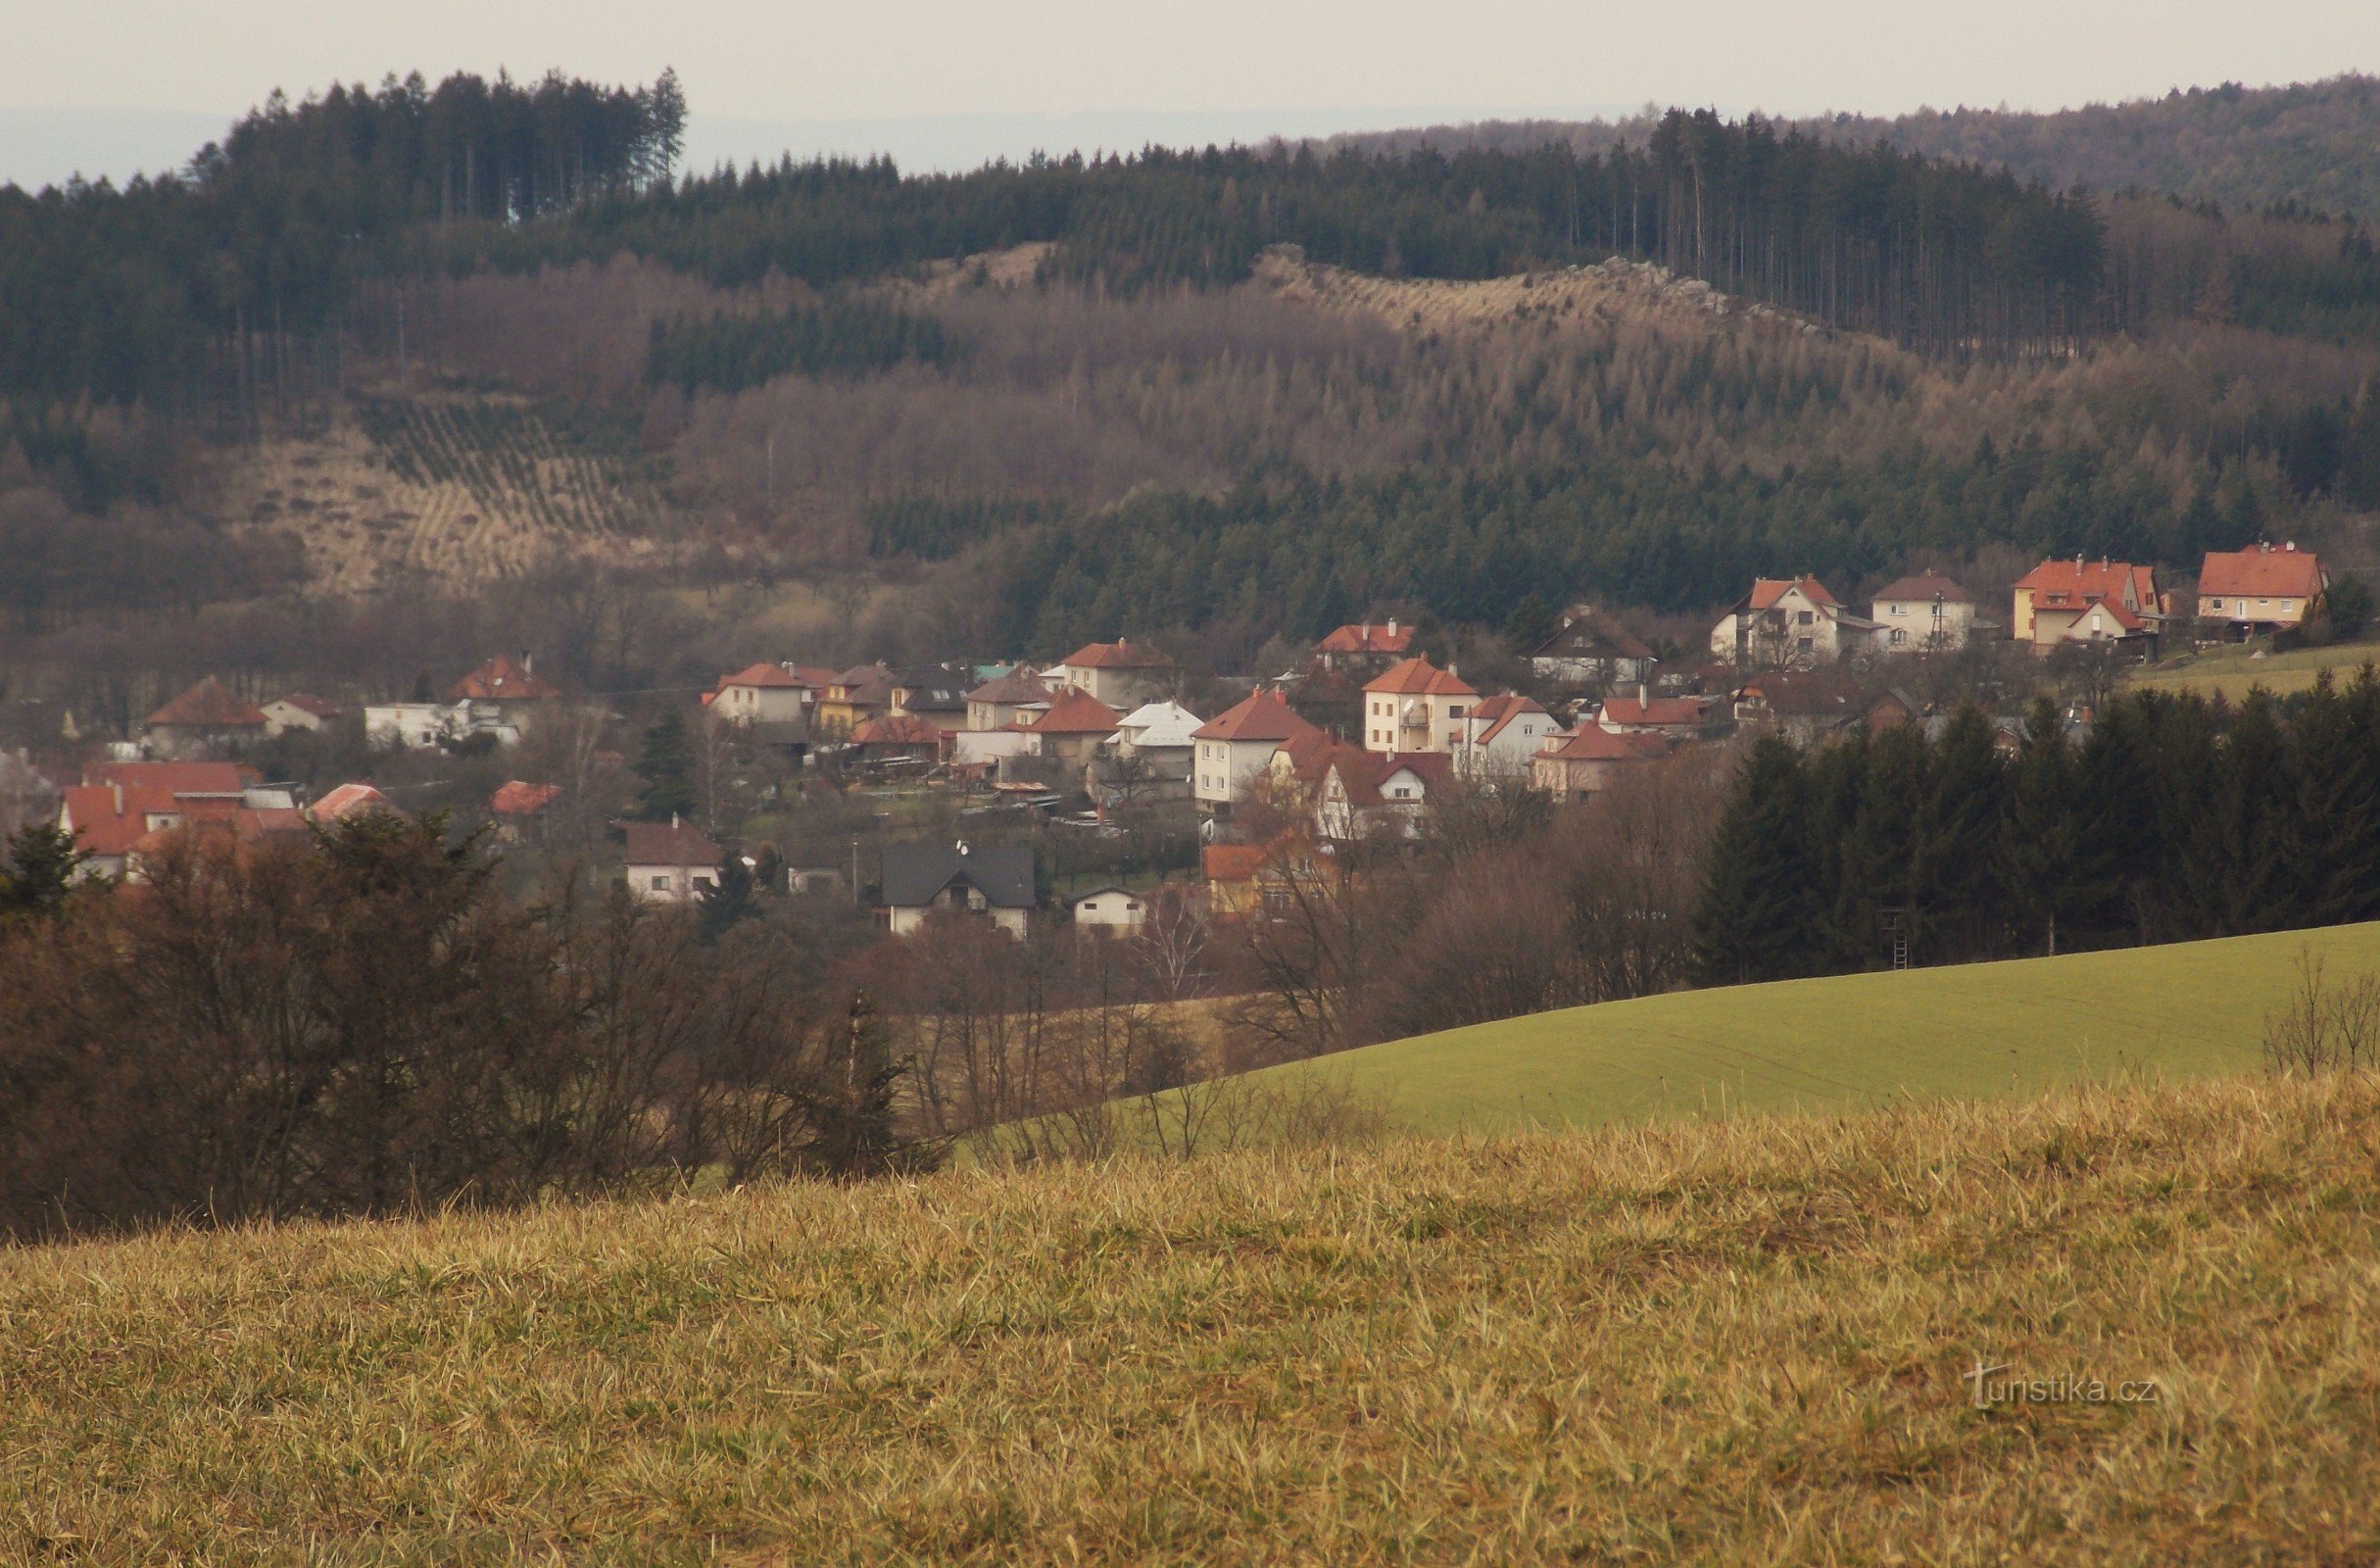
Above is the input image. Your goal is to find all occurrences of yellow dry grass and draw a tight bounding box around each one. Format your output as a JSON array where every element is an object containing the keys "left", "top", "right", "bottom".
[{"left": 4, "top": 1072, "right": 2377, "bottom": 1563}]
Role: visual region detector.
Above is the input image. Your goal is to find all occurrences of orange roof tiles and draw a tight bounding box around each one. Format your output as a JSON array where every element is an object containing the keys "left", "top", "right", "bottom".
[
  {"left": 145, "top": 677, "right": 267, "bottom": 730},
  {"left": 1192, "top": 689, "right": 1325, "bottom": 745},
  {"left": 1362, "top": 657, "right": 1478, "bottom": 698},
  {"left": 716, "top": 662, "right": 802, "bottom": 691},
  {"left": 1023, "top": 690, "right": 1123, "bottom": 735},
  {"left": 1055, "top": 640, "right": 1173, "bottom": 670},
  {"left": 1539, "top": 726, "right": 1673, "bottom": 762},
  {"left": 447, "top": 655, "right": 561, "bottom": 703},
  {"left": 1746, "top": 576, "right": 1841, "bottom": 612},
  {"left": 2199, "top": 545, "right": 2325, "bottom": 601},
  {"left": 1315, "top": 622, "right": 1415, "bottom": 655},
  {"left": 488, "top": 780, "right": 561, "bottom": 816}
]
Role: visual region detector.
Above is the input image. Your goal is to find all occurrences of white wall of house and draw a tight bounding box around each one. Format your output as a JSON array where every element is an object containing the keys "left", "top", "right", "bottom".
[
  {"left": 715, "top": 683, "right": 806, "bottom": 725},
  {"left": 1194, "top": 736, "right": 1285, "bottom": 808},
  {"left": 1071, "top": 888, "right": 1147, "bottom": 931},
  {"left": 1871, "top": 597, "right": 1974, "bottom": 651},
  {"left": 627, "top": 860, "right": 718, "bottom": 905},
  {"left": 1361, "top": 690, "right": 1469, "bottom": 755}
]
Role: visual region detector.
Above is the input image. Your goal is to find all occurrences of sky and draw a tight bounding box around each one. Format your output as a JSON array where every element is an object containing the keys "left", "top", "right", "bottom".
[{"left": 3, "top": 0, "right": 2375, "bottom": 186}]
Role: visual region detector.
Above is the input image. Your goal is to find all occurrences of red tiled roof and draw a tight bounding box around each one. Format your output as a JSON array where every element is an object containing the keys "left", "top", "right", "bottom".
[
  {"left": 851, "top": 713, "right": 948, "bottom": 746},
  {"left": 1870, "top": 571, "right": 1972, "bottom": 605},
  {"left": 447, "top": 655, "right": 561, "bottom": 703},
  {"left": 716, "top": 662, "right": 802, "bottom": 691},
  {"left": 1055, "top": 639, "right": 1173, "bottom": 670},
  {"left": 1315, "top": 622, "right": 1415, "bottom": 655},
  {"left": 1746, "top": 576, "right": 1841, "bottom": 612},
  {"left": 2015, "top": 559, "right": 2150, "bottom": 609},
  {"left": 623, "top": 820, "right": 722, "bottom": 867},
  {"left": 145, "top": 677, "right": 267, "bottom": 730},
  {"left": 1599, "top": 694, "right": 1707, "bottom": 727},
  {"left": 1539, "top": 727, "right": 1673, "bottom": 762},
  {"left": 309, "top": 782, "right": 395, "bottom": 822},
  {"left": 965, "top": 668, "right": 1046, "bottom": 705},
  {"left": 1024, "top": 690, "right": 1123, "bottom": 736},
  {"left": 91, "top": 760, "right": 254, "bottom": 796},
  {"left": 489, "top": 780, "right": 561, "bottom": 816},
  {"left": 1192, "top": 689, "right": 1326, "bottom": 745},
  {"left": 1467, "top": 694, "right": 1551, "bottom": 744},
  {"left": 1201, "top": 843, "right": 1269, "bottom": 883},
  {"left": 2199, "top": 545, "right": 2325, "bottom": 601},
  {"left": 269, "top": 692, "right": 342, "bottom": 719},
  {"left": 2073, "top": 600, "right": 2148, "bottom": 633},
  {"left": 1363, "top": 657, "right": 1478, "bottom": 698}
]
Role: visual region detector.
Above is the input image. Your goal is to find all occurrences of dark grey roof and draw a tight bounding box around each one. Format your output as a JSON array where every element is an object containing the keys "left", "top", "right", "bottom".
[{"left": 879, "top": 843, "right": 1037, "bottom": 910}]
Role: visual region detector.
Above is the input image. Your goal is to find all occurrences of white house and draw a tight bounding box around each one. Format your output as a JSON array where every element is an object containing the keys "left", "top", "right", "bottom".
[
  {"left": 1452, "top": 694, "right": 1557, "bottom": 779},
  {"left": 624, "top": 818, "right": 723, "bottom": 905},
  {"left": 880, "top": 843, "right": 1035, "bottom": 936},
  {"left": 1107, "top": 701, "right": 1203, "bottom": 783},
  {"left": 1070, "top": 884, "right": 1147, "bottom": 932},
  {"left": 364, "top": 701, "right": 462, "bottom": 750},
  {"left": 1869, "top": 571, "right": 1977, "bottom": 653},
  {"left": 1526, "top": 605, "right": 1657, "bottom": 689},
  {"left": 261, "top": 694, "right": 341, "bottom": 736},
  {"left": 1314, "top": 748, "right": 1452, "bottom": 842},
  {"left": 1711, "top": 577, "right": 1875, "bottom": 667},
  {"left": 704, "top": 662, "right": 809, "bottom": 726},
  {"left": 1043, "top": 640, "right": 1176, "bottom": 710},
  {"left": 1191, "top": 689, "right": 1324, "bottom": 815}
]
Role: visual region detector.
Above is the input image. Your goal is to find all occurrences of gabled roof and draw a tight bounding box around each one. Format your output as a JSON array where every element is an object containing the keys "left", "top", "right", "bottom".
[
  {"left": 1740, "top": 669, "right": 1863, "bottom": 716},
  {"left": 488, "top": 780, "right": 561, "bottom": 816},
  {"left": 851, "top": 713, "right": 947, "bottom": 747},
  {"left": 1054, "top": 639, "right": 1174, "bottom": 670},
  {"left": 716, "top": 662, "right": 803, "bottom": 691},
  {"left": 2199, "top": 544, "right": 2325, "bottom": 600},
  {"left": 1315, "top": 622, "right": 1415, "bottom": 655},
  {"left": 1467, "top": 694, "right": 1551, "bottom": 745},
  {"left": 1870, "top": 571, "right": 1972, "bottom": 606},
  {"left": 145, "top": 677, "right": 267, "bottom": 730},
  {"left": 1530, "top": 608, "right": 1654, "bottom": 662},
  {"left": 309, "top": 782, "right": 395, "bottom": 822},
  {"left": 90, "top": 760, "right": 255, "bottom": 797},
  {"left": 2015, "top": 558, "right": 2152, "bottom": 608},
  {"left": 1599, "top": 694, "right": 1708, "bottom": 728},
  {"left": 895, "top": 672, "right": 968, "bottom": 712},
  {"left": 787, "top": 664, "right": 842, "bottom": 689},
  {"left": 267, "top": 692, "right": 342, "bottom": 719},
  {"left": 881, "top": 843, "right": 1036, "bottom": 909},
  {"left": 448, "top": 655, "right": 561, "bottom": 703},
  {"left": 1201, "top": 842, "right": 1271, "bottom": 884},
  {"left": 1193, "top": 689, "right": 1325, "bottom": 745},
  {"left": 830, "top": 663, "right": 897, "bottom": 703},
  {"left": 1744, "top": 576, "right": 1841, "bottom": 612},
  {"left": 1363, "top": 657, "right": 1478, "bottom": 698},
  {"left": 623, "top": 820, "right": 722, "bottom": 867},
  {"left": 1025, "top": 690, "right": 1123, "bottom": 735},
  {"left": 966, "top": 668, "right": 1049, "bottom": 706},
  {"left": 1115, "top": 701, "right": 1204, "bottom": 749},
  {"left": 1538, "top": 726, "right": 1673, "bottom": 762},
  {"left": 2066, "top": 599, "right": 2148, "bottom": 635}
]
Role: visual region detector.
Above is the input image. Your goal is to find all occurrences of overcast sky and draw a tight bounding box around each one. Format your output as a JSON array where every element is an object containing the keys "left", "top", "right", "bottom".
[{"left": 5, "top": 0, "right": 2376, "bottom": 184}]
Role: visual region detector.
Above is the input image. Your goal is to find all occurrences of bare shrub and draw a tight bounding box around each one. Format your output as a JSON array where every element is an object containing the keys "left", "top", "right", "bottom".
[{"left": 2264, "top": 951, "right": 2380, "bottom": 1076}]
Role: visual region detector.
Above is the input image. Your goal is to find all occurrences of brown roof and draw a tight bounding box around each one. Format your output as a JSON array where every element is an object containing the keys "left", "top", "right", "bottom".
[
  {"left": 1192, "top": 689, "right": 1326, "bottom": 745},
  {"left": 1467, "top": 694, "right": 1551, "bottom": 744},
  {"left": 2015, "top": 559, "right": 2155, "bottom": 609},
  {"left": 309, "top": 783, "right": 396, "bottom": 822},
  {"left": 489, "top": 780, "right": 562, "bottom": 815},
  {"left": 1746, "top": 576, "right": 1842, "bottom": 612},
  {"left": 965, "top": 668, "right": 1048, "bottom": 706},
  {"left": 145, "top": 677, "right": 267, "bottom": 730},
  {"left": 831, "top": 663, "right": 897, "bottom": 702},
  {"left": 716, "top": 662, "right": 801, "bottom": 691},
  {"left": 1870, "top": 571, "right": 1972, "bottom": 606},
  {"left": 1055, "top": 639, "right": 1174, "bottom": 670},
  {"left": 851, "top": 713, "right": 948, "bottom": 747},
  {"left": 1539, "top": 726, "right": 1673, "bottom": 762},
  {"left": 2199, "top": 544, "right": 2324, "bottom": 601},
  {"left": 623, "top": 820, "right": 722, "bottom": 867},
  {"left": 1024, "top": 690, "right": 1123, "bottom": 736},
  {"left": 448, "top": 655, "right": 561, "bottom": 703},
  {"left": 1330, "top": 750, "right": 1453, "bottom": 808},
  {"left": 1599, "top": 694, "right": 1707, "bottom": 728},
  {"left": 1201, "top": 843, "right": 1270, "bottom": 883},
  {"left": 1530, "top": 608, "right": 1654, "bottom": 662},
  {"left": 1315, "top": 622, "right": 1415, "bottom": 655},
  {"left": 1363, "top": 657, "right": 1478, "bottom": 698},
  {"left": 269, "top": 692, "right": 343, "bottom": 719}
]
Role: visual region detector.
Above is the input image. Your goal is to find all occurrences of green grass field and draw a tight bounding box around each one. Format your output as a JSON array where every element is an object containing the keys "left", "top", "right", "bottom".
[
  {"left": 1260, "top": 923, "right": 2380, "bottom": 1137},
  {"left": 5, "top": 1074, "right": 2376, "bottom": 1562},
  {"left": 2130, "top": 638, "right": 2380, "bottom": 702}
]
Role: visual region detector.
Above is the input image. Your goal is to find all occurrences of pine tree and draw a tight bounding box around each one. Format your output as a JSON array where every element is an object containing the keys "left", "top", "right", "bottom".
[
  {"left": 2281, "top": 669, "right": 2380, "bottom": 927},
  {"left": 805, "top": 990, "right": 930, "bottom": 1179},
  {"left": 698, "top": 851, "right": 757, "bottom": 940},
  {"left": 1689, "top": 736, "right": 1822, "bottom": 985},
  {"left": 632, "top": 708, "right": 698, "bottom": 822},
  {"left": 1916, "top": 708, "right": 2008, "bottom": 961},
  {"left": 1999, "top": 699, "right": 2083, "bottom": 956},
  {"left": 0, "top": 823, "right": 87, "bottom": 919}
]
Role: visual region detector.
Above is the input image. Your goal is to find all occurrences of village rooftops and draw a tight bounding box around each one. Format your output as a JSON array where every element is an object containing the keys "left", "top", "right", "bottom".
[
  {"left": 1053, "top": 639, "right": 1174, "bottom": 670},
  {"left": 1192, "top": 689, "right": 1325, "bottom": 744},
  {"left": 145, "top": 677, "right": 268, "bottom": 730},
  {"left": 1363, "top": 657, "right": 1478, "bottom": 698},
  {"left": 713, "top": 662, "right": 803, "bottom": 691},
  {"left": 1023, "top": 690, "right": 1124, "bottom": 735},
  {"left": 2199, "top": 543, "right": 2325, "bottom": 601},
  {"left": 447, "top": 654, "right": 561, "bottom": 703},
  {"left": 1870, "top": 571, "right": 1972, "bottom": 605}
]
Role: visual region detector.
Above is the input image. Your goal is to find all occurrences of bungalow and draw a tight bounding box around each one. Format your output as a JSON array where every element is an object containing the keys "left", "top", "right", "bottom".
[
  {"left": 1531, "top": 726, "right": 1672, "bottom": 803},
  {"left": 1044, "top": 640, "right": 1175, "bottom": 710},
  {"left": 1710, "top": 577, "right": 1876, "bottom": 668},
  {"left": 1869, "top": 571, "right": 1977, "bottom": 653},
  {"left": 142, "top": 677, "right": 268, "bottom": 760},
  {"left": 2060, "top": 597, "right": 2160, "bottom": 657},
  {"left": 1595, "top": 689, "right": 1712, "bottom": 740},
  {"left": 261, "top": 693, "right": 342, "bottom": 736},
  {"left": 1453, "top": 694, "right": 1558, "bottom": 780},
  {"left": 2197, "top": 543, "right": 2327, "bottom": 639},
  {"left": 624, "top": 817, "right": 723, "bottom": 905},
  {"left": 1527, "top": 604, "right": 1657, "bottom": 689},
  {"left": 879, "top": 842, "right": 1035, "bottom": 936},
  {"left": 1192, "top": 689, "right": 1326, "bottom": 815},
  {"left": 1362, "top": 657, "right": 1478, "bottom": 755},
  {"left": 1070, "top": 884, "right": 1147, "bottom": 933},
  {"left": 2012, "top": 558, "right": 2161, "bottom": 652},
  {"left": 1313, "top": 618, "right": 1414, "bottom": 674},
  {"left": 1733, "top": 669, "right": 1866, "bottom": 746}
]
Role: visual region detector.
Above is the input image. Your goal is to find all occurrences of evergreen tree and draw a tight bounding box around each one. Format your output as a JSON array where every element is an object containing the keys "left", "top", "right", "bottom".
[
  {"left": 1999, "top": 699, "right": 2083, "bottom": 956},
  {"left": 0, "top": 823, "right": 87, "bottom": 920},
  {"left": 2280, "top": 669, "right": 2380, "bottom": 927},
  {"left": 1689, "top": 736, "right": 1822, "bottom": 985},
  {"left": 632, "top": 708, "right": 698, "bottom": 822},
  {"left": 2191, "top": 691, "right": 2293, "bottom": 936},
  {"left": 698, "top": 851, "right": 757, "bottom": 941},
  {"left": 1916, "top": 708, "right": 2008, "bottom": 961},
  {"left": 804, "top": 990, "right": 928, "bottom": 1179}
]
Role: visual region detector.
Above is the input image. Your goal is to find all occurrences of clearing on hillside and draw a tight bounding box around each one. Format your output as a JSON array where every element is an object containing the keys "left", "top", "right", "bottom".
[
  {"left": 2, "top": 1074, "right": 2374, "bottom": 1562},
  {"left": 1259, "top": 922, "right": 2380, "bottom": 1138}
]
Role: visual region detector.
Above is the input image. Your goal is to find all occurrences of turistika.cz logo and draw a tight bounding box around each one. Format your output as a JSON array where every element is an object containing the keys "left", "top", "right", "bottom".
[{"left": 1966, "top": 1360, "right": 2161, "bottom": 1408}]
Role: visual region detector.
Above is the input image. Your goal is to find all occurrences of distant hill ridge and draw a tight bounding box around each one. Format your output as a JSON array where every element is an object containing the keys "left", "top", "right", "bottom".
[{"left": 1328, "top": 74, "right": 2380, "bottom": 220}]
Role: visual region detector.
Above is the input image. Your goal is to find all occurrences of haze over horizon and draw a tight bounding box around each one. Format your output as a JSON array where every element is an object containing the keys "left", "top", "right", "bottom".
[{"left": 4, "top": 0, "right": 2374, "bottom": 188}]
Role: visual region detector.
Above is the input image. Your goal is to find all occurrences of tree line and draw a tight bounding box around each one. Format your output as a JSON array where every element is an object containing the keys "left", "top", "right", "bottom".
[
  {"left": 645, "top": 297, "right": 953, "bottom": 394},
  {"left": 1691, "top": 675, "right": 2380, "bottom": 985}
]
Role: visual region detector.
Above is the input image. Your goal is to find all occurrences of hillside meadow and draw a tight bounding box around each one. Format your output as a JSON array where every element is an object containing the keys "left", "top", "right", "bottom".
[
  {"left": 1255, "top": 922, "right": 2380, "bottom": 1138},
  {"left": 2131, "top": 639, "right": 2380, "bottom": 703},
  {"left": 3, "top": 1072, "right": 2377, "bottom": 1563}
]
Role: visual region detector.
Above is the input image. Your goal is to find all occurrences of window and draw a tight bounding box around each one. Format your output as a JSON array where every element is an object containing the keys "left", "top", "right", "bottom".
[
  {"left": 1890, "top": 629, "right": 1907, "bottom": 646},
  {"left": 693, "top": 874, "right": 715, "bottom": 890},
  {"left": 1448, "top": 705, "right": 1466, "bottom": 718},
  {"left": 650, "top": 874, "right": 670, "bottom": 892},
  {"left": 1890, "top": 604, "right": 1905, "bottom": 615},
  {"left": 1797, "top": 611, "right": 1815, "bottom": 625},
  {"left": 2207, "top": 598, "right": 2223, "bottom": 611}
]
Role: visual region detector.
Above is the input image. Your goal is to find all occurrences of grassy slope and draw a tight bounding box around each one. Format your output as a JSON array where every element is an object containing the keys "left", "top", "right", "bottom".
[
  {"left": 2131, "top": 639, "right": 2380, "bottom": 702},
  {"left": 4, "top": 1075, "right": 2377, "bottom": 1562},
  {"left": 1261, "top": 923, "right": 2380, "bottom": 1138}
]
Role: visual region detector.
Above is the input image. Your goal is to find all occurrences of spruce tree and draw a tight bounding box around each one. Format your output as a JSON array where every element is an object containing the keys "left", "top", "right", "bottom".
[
  {"left": 1916, "top": 707, "right": 2007, "bottom": 961},
  {"left": 1689, "top": 736, "right": 1821, "bottom": 986},
  {"left": 632, "top": 708, "right": 699, "bottom": 822},
  {"left": 2000, "top": 699, "right": 2082, "bottom": 956}
]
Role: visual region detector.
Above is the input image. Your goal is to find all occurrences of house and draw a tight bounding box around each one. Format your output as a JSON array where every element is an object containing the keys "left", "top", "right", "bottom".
[
  {"left": 1070, "top": 884, "right": 1147, "bottom": 933},
  {"left": 58, "top": 760, "right": 268, "bottom": 878},
  {"left": 1453, "top": 695, "right": 1558, "bottom": 779},
  {"left": 879, "top": 842, "right": 1036, "bottom": 936},
  {"left": 850, "top": 712, "right": 948, "bottom": 762},
  {"left": 1313, "top": 618, "right": 1414, "bottom": 674},
  {"left": 1869, "top": 571, "right": 1977, "bottom": 652},
  {"left": 141, "top": 677, "right": 268, "bottom": 760},
  {"left": 815, "top": 663, "right": 897, "bottom": 738},
  {"left": 125, "top": 807, "right": 311, "bottom": 879},
  {"left": 308, "top": 782, "right": 396, "bottom": 823},
  {"left": 1019, "top": 691, "right": 1122, "bottom": 780},
  {"left": 1044, "top": 640, "right": 1175, "bottom": 710},
  {"left": 1709, "top": 577, "right": 1876, "bottom": 667},
  {"left": 2197, "top": 543, "right": 2328, "bottom": 639},
  {"left": 261, "top": 693, "right": 342, "bottom": 736},
  {"left": 448, "top": 654, "right": 562, "bottom": 741},
  {"left": 1531, "top": 726, "right": 1673, "bottom": 803},
  {"left": 1200, "top": 835, "right": 1334, "bottom": 921},
  {"left": 1734, "top": 669, "right": 1867, "bottom": 746},
  {"left": 1361, "top": 657, "right": 1479, "bottom": 755},
  {"left": 964, "top": 666, "right": 1049, "bottom": 731},
  {"left": 1595, "top": 689, "right": 1712, "bottom": 740},
  {"left": 1528, "top": 605, "right": 1657, "bottom": 689},
  {"left": 892, "top": 668, "right": 972, "bottom": 733},
  {"left": 704, "top": 662, "right": 809, "bottom": 727},
  {"left": 2060, "top": 597, "right": 2161, "bottom": 657},
  {"left": 1107, "top": 701, "right": 1202, "bottom": 781},
  {"left": 2012, "top": 558, "right": 2161, "bottom": 651},
  {"left": 624, "top": 818, "right": 723, "bottom": 905},
  {"left": 1314, "top": 748, "right": 1452, "bottom": 842},
  {"left": 364, "top": 701, "right": 462, "bottom": 750},
  {"left": 1192, "top": 689, "right": 1326, "bottom": 815},
  {"left": 488, "top": 780, "right": 561, "bottom": 840}
]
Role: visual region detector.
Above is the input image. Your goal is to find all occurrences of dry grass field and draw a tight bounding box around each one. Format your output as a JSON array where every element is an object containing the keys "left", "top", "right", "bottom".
[
  {"left": 3, "top": 1071, "right": 2376, "bottom": 1564},
  {"left": 2130, "top": 639, "right": 2380, "bottom": 703}
]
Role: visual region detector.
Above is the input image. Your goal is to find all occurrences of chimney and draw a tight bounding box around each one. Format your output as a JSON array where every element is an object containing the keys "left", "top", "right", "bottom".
[
  {"left": 520, "top": 649, "right": 533, "bottom": 675},
  {"left": 1387, "top": 615, "right": 1398, "bottom": 637},
  {"left": 1640, "top": 681, "right": 1651, "bottom": 706},
  {"left": 1360, "top": 620, "right": 1371, "bottom": 642},
  {"left": 671, "top": 810, "right": 680, "bottom": 830}
]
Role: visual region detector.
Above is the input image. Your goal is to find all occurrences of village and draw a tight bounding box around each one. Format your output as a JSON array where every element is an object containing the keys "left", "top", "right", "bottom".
[{"left": 4, "top": 540, "right": 2339, "bottom": 937}]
